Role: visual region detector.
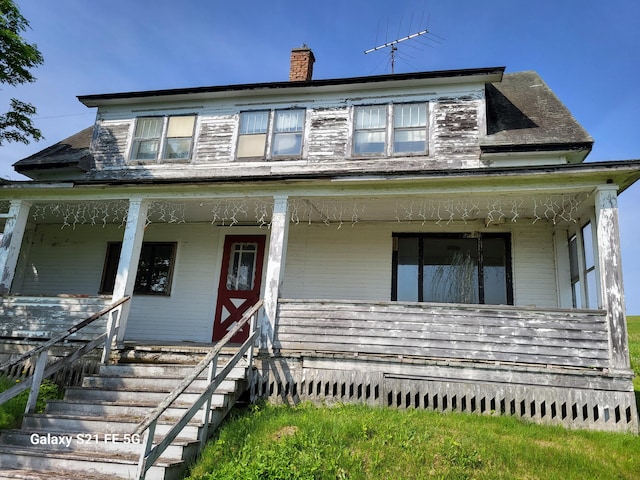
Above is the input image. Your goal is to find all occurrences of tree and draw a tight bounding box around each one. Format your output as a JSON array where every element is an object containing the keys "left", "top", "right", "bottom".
[{"left": 0, "top": 0, "right": 43, "bottom": 145}]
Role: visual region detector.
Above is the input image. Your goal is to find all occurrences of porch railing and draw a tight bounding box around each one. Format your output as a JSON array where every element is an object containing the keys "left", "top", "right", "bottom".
[
  {"left": 0, "top": 296, "right": 130, "bottom": 414},
  {"left": 133, "top": 299, "right": 263, "bottom": 480}
]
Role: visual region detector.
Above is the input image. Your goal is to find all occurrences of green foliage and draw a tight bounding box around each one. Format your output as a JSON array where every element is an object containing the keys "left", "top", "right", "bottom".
[
  {"left": 0, "top": 376, "right": 61, "bottom": 429},
  {"left": 187, "top": 402, "right": 640, "bottom": 480},
  {"left": 0, "top": 0, "right": 43, "bottom": 145}
]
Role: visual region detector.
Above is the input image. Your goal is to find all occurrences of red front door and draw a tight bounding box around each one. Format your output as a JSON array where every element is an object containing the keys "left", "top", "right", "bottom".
[{"left": 213, "top": 235, "right": 266, "bottom": 343}]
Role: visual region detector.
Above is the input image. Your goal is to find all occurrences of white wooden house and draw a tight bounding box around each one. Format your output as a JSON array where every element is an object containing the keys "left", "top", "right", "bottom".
[{"left": 2, "top": 47, "right": 640, "bottom": 435}]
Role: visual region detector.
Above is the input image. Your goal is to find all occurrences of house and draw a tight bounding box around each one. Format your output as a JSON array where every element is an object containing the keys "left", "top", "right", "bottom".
[{"left": 2, "top": 46, "right": 640, "bottom": 440}]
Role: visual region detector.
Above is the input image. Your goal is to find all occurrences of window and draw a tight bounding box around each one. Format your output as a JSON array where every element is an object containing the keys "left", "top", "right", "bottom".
[
  {"left": 392, "top": 233, "right": 513, "bottom": 305},
  {"left": 226, "top": 242, "right": 258, "bottom": 291},
  {"left": 100, "top": 242, "right": 177, "bottom": 295},
  {"left": 353, "top": 103, "right": 428, "bottom": 156},
  {"left": 130, "top": 115, "right": 196, "bottom": 162},
  {"left": 237, "top": 109, "right": 305, "bottom": 159},
  {"left": 568, "top": 222, "right": 599, "bottom": 308}
]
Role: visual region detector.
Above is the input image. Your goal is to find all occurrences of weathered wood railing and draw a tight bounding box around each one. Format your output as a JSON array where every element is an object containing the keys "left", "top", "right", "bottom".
[
  {"left": 275, "top": 299, "right": 611, "bottom": 369},
  {"left": 133, "top": 299, "right": 263, "bottom": 480},
  {"left": 0, "top": 296, "right": 130, "bottom": 414}
]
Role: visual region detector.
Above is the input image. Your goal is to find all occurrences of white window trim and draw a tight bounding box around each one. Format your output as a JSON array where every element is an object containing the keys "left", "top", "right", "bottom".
[
  {"left": 129, "top": 114, "right": 197, "bottom": 163},
  {"left": 351, "top": 103, "right": 429, "bottom": 157}
]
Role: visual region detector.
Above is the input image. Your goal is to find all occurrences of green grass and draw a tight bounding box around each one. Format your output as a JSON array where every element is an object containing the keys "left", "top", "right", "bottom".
[
  {"left": 187, "top": 317, "right": 640, "bottom": 480},
  {"left": 187, "top": 402, "right": 640, "bottom": 480},
  {"left": 0, "top": 376, "right": 62, "bottom": 429}
]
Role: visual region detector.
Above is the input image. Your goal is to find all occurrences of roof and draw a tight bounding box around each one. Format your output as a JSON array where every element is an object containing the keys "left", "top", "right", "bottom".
[
  {"left": 77, "top": 67, "right": 505, "bottom": 107},
  {"left": 482, "top": 71, "right": 593, "bottom": 157},
  {"left": 13, "top": 127, "right": 93, "bottom": 174},
  {"left": 14, "top": 68, "right": 595, "bottom": 175}
]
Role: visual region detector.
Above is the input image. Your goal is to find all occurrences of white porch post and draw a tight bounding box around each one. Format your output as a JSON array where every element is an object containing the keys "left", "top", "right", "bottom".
[
  {"left": 113, "top": 198, "right": 149, "bottom": 346},
  {"left": 594, "top": 185, "right": 629, "bottom": 370},
  {"left": 0, "top": 200, "right": 31, "bottom": 294},
  {"left": 262, "top": 195, "right": 290, "bottom": 350}
]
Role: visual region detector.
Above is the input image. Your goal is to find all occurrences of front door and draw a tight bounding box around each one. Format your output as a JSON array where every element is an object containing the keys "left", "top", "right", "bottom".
[{"left": 213, "top": 235, "right": 266, "bottom": 343}]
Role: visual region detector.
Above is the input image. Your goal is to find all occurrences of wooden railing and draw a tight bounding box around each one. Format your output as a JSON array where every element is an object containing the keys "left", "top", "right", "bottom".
[
  {"left": 133, "top": 299, "right": 263, "bottom": 480},
  {"left": 0, "top": 296, "right": 130, "bottom": 414}
]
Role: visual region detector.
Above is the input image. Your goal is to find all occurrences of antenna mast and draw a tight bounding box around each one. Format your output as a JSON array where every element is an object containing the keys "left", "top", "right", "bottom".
[{"left": 364, "top": 28, "right": 430, "bottom": 74}]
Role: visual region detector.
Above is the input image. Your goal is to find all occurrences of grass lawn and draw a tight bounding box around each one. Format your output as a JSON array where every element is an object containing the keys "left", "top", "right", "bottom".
[
  {"left": 0, "top": 377, "right": 61, "bottom": 430},
  {"left": 187, "top": 316, "right": 640, "bottom": 480}
]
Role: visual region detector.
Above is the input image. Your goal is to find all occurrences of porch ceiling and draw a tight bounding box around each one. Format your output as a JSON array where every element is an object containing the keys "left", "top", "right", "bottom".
[{"left": 15, "top": 190, "right": 592, "bottom": 228}]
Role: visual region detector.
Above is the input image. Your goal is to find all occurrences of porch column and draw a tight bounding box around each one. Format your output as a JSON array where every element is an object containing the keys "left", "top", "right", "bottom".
[
  {"left": 0, "top": 200, "right": 31, "bottom": 294},
  {"left": 262, "top": 195, "right": 290, "bottom": 349},
  {"left": 594, "top": 185, "right": 629, "bottom": 370},
  {"left": 113, "top": 198, "right": 149, "bottom": 345}
]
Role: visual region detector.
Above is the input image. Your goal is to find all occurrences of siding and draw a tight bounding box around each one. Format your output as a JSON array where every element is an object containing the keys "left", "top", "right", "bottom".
[
  {"left": 194, "top": 114, "right": 235, "bottom": 164},
  {"left": 306, "top": 107, "right": 349, "bottom": 161},
  {"left": 18, "top": 223, "right": 222, "bottom": 343},
  {"left": 92, "top": 120, "right": 131, "bottom": 169}
]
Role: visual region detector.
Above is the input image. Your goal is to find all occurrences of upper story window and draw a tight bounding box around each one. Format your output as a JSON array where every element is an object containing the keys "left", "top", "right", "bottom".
[
  {"left": 237, "top": 109, "right": 305, "bottom": 159},
  {"left": 353, "top": 103, "right": 428, "bottom": 156},
  {"left": 130, "top": 115, "right": 196, "bottom": 162}
]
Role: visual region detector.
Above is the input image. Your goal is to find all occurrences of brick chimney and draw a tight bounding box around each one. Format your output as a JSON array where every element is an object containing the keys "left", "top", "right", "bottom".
[{"left": 289, "top": 45, "right": 315, "bottom": 81}]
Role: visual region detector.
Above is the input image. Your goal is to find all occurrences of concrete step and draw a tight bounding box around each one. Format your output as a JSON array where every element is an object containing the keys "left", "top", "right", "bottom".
[
  {"left": 0, "top": 429, "right": 198, "bottom": 460},
  {"left": 0, "top": 468, "right": 116, "bottom": 480},
  {"left": 0, "top": 446, "right": 183, "bottom": 480}
]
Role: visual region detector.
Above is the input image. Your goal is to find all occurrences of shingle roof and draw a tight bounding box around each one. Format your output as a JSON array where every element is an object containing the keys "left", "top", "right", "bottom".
[
  {"left": 13, "top": 70, "right": 595, "bottom": 175},
  {"left": 13, "top": 126, "right": 93, "bottom": 173},
  {"left": 482, "top": 71, "right": 593, "bottom": 155}
]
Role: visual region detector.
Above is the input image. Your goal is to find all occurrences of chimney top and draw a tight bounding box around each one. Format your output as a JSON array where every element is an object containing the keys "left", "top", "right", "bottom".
[{"left": 289, "top": 45, "right": 315, "bottom": 82}]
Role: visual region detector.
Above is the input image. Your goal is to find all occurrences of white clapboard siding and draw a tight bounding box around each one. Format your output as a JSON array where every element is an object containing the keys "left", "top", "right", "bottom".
[
  {"left": 275, "top": 300, "right": 610, "bottom": 369},
  {"left": 512, "top": 223, "right": 559, "bottom": 307},
  {"left": 282, "top": 223, "right": 391, "bottom": 301}
]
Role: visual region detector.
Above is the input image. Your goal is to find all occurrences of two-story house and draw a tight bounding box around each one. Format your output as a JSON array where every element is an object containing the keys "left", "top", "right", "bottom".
[{"left": 2, "top": 47, "right": 639, "bottom": 435}]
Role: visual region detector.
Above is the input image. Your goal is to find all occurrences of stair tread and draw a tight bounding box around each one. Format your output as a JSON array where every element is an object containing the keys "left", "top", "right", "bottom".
[
  {"left": 0, "top": 445, "right": 184, "bottom": 466},
  {"left": 24, "top": 412, "right": 206, "bottom": 425},
  {"left": 0, "top": 469, "right": 116, "bottom": 480},
  {"left": 0, "top": 428, "right": 198, "bottom": 446}
]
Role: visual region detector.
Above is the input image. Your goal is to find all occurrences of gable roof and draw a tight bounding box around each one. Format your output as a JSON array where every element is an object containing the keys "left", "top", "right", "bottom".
[{"left": 482, "top": 71, "right": 593, "bottom": 159}]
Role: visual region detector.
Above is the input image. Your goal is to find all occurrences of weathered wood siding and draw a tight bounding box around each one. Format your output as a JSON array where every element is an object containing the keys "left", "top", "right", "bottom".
[
  {"left": 275, "top": 300, "right": 610, "bottom": 369},
  {"left": 86, "top": 86, "right": 487, "bottom": 179}
]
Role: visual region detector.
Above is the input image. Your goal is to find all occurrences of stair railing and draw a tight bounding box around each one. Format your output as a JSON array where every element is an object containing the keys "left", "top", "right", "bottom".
[
  {"left": 0, "top": 296, "right": 130, "bottom": 414},
  {"left": 133, "top": 299, "right": 263, "bottom": 480}
]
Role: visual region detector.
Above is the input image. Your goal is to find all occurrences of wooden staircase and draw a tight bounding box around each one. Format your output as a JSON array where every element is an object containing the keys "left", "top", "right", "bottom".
[{"left": 0, "top": 347, "right": 250, "bottom": 480}]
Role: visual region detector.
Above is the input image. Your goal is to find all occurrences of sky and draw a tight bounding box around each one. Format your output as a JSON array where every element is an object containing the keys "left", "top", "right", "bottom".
[{"left": 1, "top": 0, "right": 639, "bottom": 312}]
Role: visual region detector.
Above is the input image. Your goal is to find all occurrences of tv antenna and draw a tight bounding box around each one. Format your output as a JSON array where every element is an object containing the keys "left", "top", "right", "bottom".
[{"left": 365, "top": 28, "right": 431, "bottom": 74}]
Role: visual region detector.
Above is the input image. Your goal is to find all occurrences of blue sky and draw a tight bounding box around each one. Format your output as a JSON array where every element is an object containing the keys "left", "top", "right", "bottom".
[{"left": 2, "top": 0, "right": 640, "bottom": 312}]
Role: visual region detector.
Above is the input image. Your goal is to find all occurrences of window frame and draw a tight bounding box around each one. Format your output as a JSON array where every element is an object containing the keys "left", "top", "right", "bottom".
[
  {"left": 568, "top": 220, "right": 600, "bottom": 309},
  {"left": 99, "top": 241, "right": 178, "bottom": 296},
  {"left": 129, "top": 115, "right": 196, "bottom": 163},
  {"left": 237, "top": 108, "right": 306, "bottom": 160},
  {"left": 352, "top": 103, "right": 429, "bottom": 157},
  {"left": 391, "top": 232, "right": 513, "bottom": 305}
]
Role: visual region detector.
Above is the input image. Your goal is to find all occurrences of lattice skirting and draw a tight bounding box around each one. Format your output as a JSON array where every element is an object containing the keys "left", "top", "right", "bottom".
[{"left": 254, "top": 362, "right": 639, "bottom": 434}]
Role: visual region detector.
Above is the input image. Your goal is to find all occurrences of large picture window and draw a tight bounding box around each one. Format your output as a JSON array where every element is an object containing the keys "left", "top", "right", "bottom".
[
  {"left": 100, "top": 242, "right": 177, "bottom": 295},
  {"left": 392, "top": 233, "right": 513, "bottom": 305}
]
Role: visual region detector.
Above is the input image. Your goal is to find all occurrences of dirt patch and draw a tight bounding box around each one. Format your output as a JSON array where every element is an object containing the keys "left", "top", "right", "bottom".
[{"left": 271, "top": 425, "right": 298, "bottom": 441}]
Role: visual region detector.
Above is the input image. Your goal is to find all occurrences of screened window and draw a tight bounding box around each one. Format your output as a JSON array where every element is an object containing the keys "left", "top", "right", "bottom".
[
  {"left": 354, "top": 103, "right": 428, "bottom": 156},
  {"left": 392, "top": 233, "right": 512, "bottom": 305},
  {"left": 237, "top": 109, "right": 305, "bottom": 159},
  {"left": 226, "top": 242, "right": 258, "bottom": 291},
  {"left": 100, "top": 242, "right": 177, "bottom": 295},
  {"left": 130, "top": 115, "right": 196, "bottom": 162}
]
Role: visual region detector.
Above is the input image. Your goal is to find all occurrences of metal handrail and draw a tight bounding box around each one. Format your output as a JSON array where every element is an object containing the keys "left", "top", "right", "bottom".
[
  {"left": 134, "top": 299, "right": 263, "bottom": 480},
  {"left": 0, "top": 296, "right": 130, "bottom": 413}
]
